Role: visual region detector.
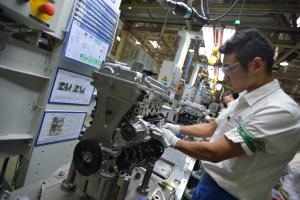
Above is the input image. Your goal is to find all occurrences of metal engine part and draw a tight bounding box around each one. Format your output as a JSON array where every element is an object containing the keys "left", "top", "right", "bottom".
[
  {"left": 73, "top": 140, "right": 103, "bottom": 176},
  {"left": 176, "top": 100, "right": 208, "bottom": 125},
  {"left": 116, "top": 139, "right": 164, "bottom": 172},
  {"left": 120, "top": 118, "right": 150, "bottom": 142},
  {"left": 66, "top": 61, "right": 170, "bottom": 200}
]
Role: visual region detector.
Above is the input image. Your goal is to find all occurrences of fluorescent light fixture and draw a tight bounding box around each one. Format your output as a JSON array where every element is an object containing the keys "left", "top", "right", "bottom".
[
  {"left": 202, "top": 26, "right": 214, "bottom": 58},
  {"left": 149, "top": 40, "right": 160, "bottom": 49},
  {"left": 221, "top": 27, "right": 236, "bottom": 61},
  {"left": 208, "top": 65, "right": 215, "bottom": 79},
  {"left": 218, "top": 68, "right": 225, "bottom": 81},
  {"left": 116, "top": 36, "right": 121, "bottom": 41},
  {"left": 216, "top": 83, "right": 222, "bottom": 91},
  {"left": 128, "top": 6, "right": 132, "bottom": 10},
  {"left": 297, "top": 16, "right": 300, "bottom": 28},
  {"left": 222, "top": 27, "right": 236, "bottom": 44},
  {"left": 198, "top": 46, "right": 206, "bottom": 56},
  {"left": 279, "top": 61, "right": 289, "bottom": 67}
]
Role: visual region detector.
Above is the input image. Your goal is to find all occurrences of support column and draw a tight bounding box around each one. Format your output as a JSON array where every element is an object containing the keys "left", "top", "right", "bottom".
[
  {"left": 173, "top": 30, "right": 192, "bottom": 70},
  {"left": 169, "top": 30, "right": 202, "bottom": 97},
  {"left": 189, "top": 64, "right": 200, "bottom": 86}
]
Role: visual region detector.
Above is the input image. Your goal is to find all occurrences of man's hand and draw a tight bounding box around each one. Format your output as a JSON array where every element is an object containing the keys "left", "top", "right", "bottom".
[
  {"left": 162, "top": 123, "right": 180, "bottom": 134},
  {"left": 151, "top": 127, "right": 180, "bottom": 148}
]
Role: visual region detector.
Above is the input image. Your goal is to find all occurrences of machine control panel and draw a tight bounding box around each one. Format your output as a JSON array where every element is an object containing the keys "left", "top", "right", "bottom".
[{"left": 0, "top": 0, "right": 65, "bottom": 32}]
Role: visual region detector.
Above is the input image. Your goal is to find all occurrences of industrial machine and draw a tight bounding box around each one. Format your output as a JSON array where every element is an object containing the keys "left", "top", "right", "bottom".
[
  {"left": 0, "top": 0, "right": 203, "bottom": 198},
  {"left": 65, "top": 61, "right": 171, "bottom": 200},
  {"left": 175, "top": 101, "right": 208, "bottom": 125},
  {"left": 6, "top": 61, "right": 196, "bottom": 200}
]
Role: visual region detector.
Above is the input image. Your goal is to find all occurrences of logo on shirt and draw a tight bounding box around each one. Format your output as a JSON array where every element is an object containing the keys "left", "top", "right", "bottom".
[{"left": 234, "top": 116, "right": 243, "bottom": 124}]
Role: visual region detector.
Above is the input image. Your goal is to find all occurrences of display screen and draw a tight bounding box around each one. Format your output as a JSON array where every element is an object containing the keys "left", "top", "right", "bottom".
[
  {"left": 63, "top": 0, "right": 120, "bottom": 69},
  {"left": 65, "top": 20, "right": 109, "bottom": 68}
]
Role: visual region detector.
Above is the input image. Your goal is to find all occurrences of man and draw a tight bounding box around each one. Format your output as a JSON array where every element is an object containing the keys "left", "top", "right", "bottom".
[
  {"left": 151, "top": 29, "right": 300, "bottom": 200},
  {"left": 222, "top": 91, "right": 239, "bottom": 108},
  {"left": 217, "top": 91, "right": 239, "bottom": 121}
]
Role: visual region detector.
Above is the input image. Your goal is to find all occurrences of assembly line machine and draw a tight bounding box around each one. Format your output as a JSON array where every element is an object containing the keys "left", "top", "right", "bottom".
[{"left": 7, "top": 62, "right": 196, "bottom": 200}]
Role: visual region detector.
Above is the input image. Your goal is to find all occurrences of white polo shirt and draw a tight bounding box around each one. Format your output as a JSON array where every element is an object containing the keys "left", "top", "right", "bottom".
[
  {"left": 202, "top": 79, "right": 300, "bottom": 200},
  {"left": 216, "top": 100, "right": 236, "bottom": 124}
]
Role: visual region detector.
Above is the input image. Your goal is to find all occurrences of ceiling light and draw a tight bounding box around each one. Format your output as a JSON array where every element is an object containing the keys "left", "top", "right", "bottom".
[
  {"left": 216, "top": 83, "right": 222, "bottom": 91},
  {"left": 222, "top": 27, "right": 236, "bottom": 44},
  {"left": 116, "top": 36, "right": 121, "bottom": 41},
  {"left": 208, "top": 65, "right": 215, "bottom": 79},
  {"left": 128, "top": 6, "right": 132, "bottom": 10},
  {"left": 297, "top": 16, "right": 300, "bottom": 28},
  {"left": 279, "top": 61, "right": 289, "bottom": 67},
  {"left": 218, "top": 68, "right": 225, "bottom": 81},
  {"left": 198, "top": 46, "right": 206, "bottom": 56},
  {"left": 202, "top": 26, "right": 214, "bottom": 58},
  {"left": 135, "top": 40, "right": 141, "bottom": 45},
  {"left": 149, "top": 40, "right": 160, "bottom": 49},
  {"left": 221, "top": 27, "right": 236, "bottom": 61}
]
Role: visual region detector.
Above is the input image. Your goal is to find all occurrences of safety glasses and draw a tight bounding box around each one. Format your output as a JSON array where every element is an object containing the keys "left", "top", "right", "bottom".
[{"left": 221, "top": 62, "right": 240, "bottom": 76}]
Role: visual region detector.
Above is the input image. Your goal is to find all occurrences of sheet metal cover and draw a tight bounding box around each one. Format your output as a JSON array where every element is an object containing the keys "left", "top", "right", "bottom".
[{"left": 153, "top": 158, "right": 175, "bottom": 179}]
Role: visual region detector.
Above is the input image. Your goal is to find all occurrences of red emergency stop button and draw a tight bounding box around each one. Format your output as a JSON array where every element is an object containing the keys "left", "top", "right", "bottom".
[{"left": 39, "top": 3, "right": 56, "bottom": 16}]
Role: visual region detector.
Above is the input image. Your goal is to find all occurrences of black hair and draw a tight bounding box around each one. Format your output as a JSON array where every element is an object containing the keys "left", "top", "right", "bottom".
[
  {"left": 219, "top": 29, "right": 274, "bottom": 75},
  {"left": 223, "top": 91, "right": 239, "bottom": 100}
]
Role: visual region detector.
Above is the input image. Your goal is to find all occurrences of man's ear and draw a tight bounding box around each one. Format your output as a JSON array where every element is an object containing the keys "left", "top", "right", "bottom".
[{"left": 252, "top": 57, "right": 263, "bottom": 72}]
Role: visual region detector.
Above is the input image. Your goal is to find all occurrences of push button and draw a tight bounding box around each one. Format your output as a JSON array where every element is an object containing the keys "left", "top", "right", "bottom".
[{"left": 39, "top": 2, "right": 56, "bottom": 16}]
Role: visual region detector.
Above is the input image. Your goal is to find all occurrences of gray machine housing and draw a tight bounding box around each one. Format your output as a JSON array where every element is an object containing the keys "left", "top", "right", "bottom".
[{"left": 62, "top": 62, "right": 173, "bottom": 200}]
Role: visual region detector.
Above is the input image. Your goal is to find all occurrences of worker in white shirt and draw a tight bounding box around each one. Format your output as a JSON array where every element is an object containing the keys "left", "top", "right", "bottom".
[
  {"left": 218, "top": 91, "right": 239, "bottom": 119},
  {"left": 223, "top": 91, "right": 239, "bottom": 108},
  {"left": 151, "top": 29, "right": 300, "bottom": 200}
]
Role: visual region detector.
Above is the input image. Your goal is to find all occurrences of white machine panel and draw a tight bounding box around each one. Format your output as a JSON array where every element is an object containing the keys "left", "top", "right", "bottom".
[
  {"left": 24, "top": 140, "right": 78, "bottom": 185},
  {"left": 158, "top": 60, "right": 174, "bottom": 87},
  {"left": 0, "top": 0, "right": 70, "bottom": 33}
]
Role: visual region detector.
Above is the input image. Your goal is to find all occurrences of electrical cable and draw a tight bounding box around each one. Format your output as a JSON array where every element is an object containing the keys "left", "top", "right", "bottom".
[
  {"left": 203, "top": 0, "right": 209, "bottom": 20},
  {"left": 200, "top": 0, "right": 205, "bottom": 17},
  {"left": 160, "top": 0, "right": 241, "bottom": 25},
  {"left": 160, "top": 8, "right": 171, "bottom": 38},
  {"left": 208, "top": 0, "right": 240, "bottom": 21},
  {"left": 159, "top": 0, "right": 207, "bottom": 24},
  {"left": 238, "top": 0, "right": 246, "bottom": 20},
  {"left": 159, "top": 8, "right": 171, "bottom": 51}
]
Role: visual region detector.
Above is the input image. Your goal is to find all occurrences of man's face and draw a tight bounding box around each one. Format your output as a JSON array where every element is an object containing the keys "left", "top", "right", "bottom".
[
  {"left": 223, "top": 95, "right": 233, "bottom": 105},
  {"left": 222, "top": 53, "right": 252, "bottom": 92}
]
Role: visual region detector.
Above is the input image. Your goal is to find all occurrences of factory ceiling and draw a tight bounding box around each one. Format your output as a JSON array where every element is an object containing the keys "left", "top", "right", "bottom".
[{"left": 118, "top": 0, "right": 300, "bottom": 102}]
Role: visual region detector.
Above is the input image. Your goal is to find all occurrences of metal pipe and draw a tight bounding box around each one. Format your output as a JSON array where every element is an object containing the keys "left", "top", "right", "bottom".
[
  {"left": 116, "top": 174, "right": 131, "bottom": 200},
  {"left": 137, "top": 164, "right": 154, "bottom": 195},
  {"left": 183, "top": 49, "right": 195, "bottom": 83}
]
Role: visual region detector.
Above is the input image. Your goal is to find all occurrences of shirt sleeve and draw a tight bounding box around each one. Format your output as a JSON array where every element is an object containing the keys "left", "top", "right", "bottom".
[
  {"left": 215, "top": 109, "right": 227, "bottom": 125},
  {"left": 224, "top": 105, "right": 300, "bottom": 155}
]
